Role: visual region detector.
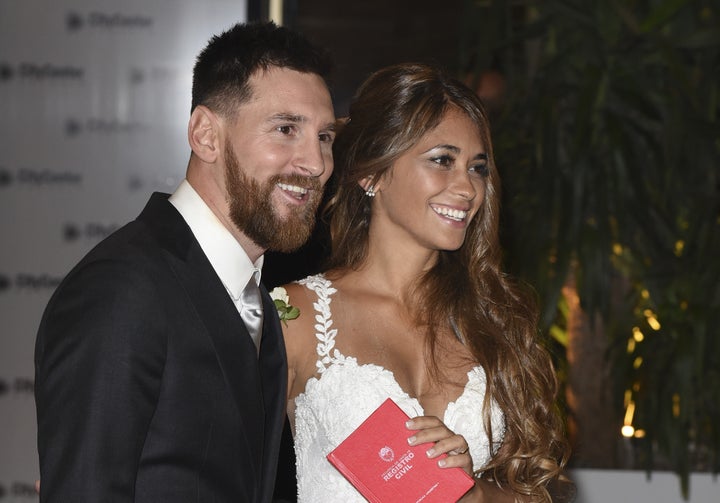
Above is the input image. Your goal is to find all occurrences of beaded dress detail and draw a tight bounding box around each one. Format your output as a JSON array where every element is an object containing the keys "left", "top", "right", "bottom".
[{"left": 293, "top": 274, "right": 505, "bottom": 502}]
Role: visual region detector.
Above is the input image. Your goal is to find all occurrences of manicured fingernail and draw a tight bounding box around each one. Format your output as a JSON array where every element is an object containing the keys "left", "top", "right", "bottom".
[
  {"left": 407, "top": 435, "right": 416, "bottom": 445},
  {"left": 437, "top": 459, "right": 447, "bottom": 467},
  {"left": 426, "top": 448, "right": 435, "bottom": 457},
  {"left": 405, "top": 420, "right": 414, "bottom": 429}
]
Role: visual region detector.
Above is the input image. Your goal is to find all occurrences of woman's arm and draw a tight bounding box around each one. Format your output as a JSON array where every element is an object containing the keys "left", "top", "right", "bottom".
[{"left": 277, "top": 282, "right": 320, "bottom": 403}]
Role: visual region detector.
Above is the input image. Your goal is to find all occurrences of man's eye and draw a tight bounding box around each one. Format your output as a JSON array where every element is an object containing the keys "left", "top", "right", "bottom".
[
  {"left": 319, "top": 132, "right": 335, "bottom": 143},
  {"left": 277, "top": 125, "right": 295, "bottom": 135}
]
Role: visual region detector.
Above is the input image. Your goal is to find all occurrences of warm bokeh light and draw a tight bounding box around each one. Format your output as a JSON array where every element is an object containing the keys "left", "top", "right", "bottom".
[
  {"left": 674, "top": 240, "right": 685, "bottom": 257},
  {"left": 621, "top": 425, "right": 635, "bottom": 437},
  {"left": 632, "top": 326, "right": 645, "bottom": 342},
  {"left": 643, "top": 309, "right": 661, "bottom": 330},
  {"left": 624, "top": 399, "right": 635, "bottom": 425},
  {"left": 622, "top": 399, "right": 637, "bottom": 437},
  {"left": 627, "top": 338, "right": 636, "bottom": 353}
]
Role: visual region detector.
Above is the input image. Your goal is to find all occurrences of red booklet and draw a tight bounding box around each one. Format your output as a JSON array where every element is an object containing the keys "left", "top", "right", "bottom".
[{"left": 327, "top": 398, "right": 475, "bottom": 503}]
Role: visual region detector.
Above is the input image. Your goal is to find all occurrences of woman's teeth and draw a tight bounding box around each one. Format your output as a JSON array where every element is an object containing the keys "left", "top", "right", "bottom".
[{"left": 432, "top": 206, "right": 467, "bottom": 221}]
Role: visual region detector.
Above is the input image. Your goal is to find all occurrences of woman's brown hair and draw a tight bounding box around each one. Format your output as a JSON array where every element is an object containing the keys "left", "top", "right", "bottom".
[{"left": 325, "top": 63, "right": 570, "bottom": 501}]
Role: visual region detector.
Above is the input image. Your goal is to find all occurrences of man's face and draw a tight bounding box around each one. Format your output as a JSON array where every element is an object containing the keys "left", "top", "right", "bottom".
[{"left": 222, "top": 67, "right": 335, "bottom": 252}]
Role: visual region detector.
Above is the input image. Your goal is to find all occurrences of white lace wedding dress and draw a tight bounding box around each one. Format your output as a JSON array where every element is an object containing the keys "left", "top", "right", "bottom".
[{"left": 292, "top": 274, "right": 505, "bottom": 502}]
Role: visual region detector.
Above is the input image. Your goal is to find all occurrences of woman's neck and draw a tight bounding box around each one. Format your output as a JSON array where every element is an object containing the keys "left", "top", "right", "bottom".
[{"left": 347, "top": 235, "right": 438, "bottom": 305}]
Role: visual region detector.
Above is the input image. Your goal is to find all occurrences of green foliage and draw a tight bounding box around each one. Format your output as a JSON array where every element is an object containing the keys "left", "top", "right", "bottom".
[{"left": 461, "top": 0, "right": 720, "bottom": 496}]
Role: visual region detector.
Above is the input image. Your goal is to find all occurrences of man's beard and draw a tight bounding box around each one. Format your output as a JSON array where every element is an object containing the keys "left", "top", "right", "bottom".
[{"left": 224, "top": 141, "right": 323, "bottom": 253}]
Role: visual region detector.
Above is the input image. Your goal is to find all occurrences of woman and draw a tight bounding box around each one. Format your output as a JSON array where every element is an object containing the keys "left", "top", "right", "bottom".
[{"left": 281, "top": 63, "right": 571, "bottom": 502}]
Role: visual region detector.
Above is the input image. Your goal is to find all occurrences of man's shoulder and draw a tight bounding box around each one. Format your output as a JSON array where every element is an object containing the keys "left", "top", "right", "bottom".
[{"left": 61, "top": 193, "right": 185, "bottom": 283}]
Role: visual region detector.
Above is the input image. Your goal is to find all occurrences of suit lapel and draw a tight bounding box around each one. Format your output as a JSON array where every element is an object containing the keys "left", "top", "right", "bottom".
[
  {"left": 137, "top": 194, "right": 266, "bottom": 478},
  {"left": 257, "top": 286, "right": 288, "bottom": 501}
]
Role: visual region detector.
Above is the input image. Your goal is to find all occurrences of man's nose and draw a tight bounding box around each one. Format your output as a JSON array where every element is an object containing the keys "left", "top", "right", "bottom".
[{"left": 293, "top": 136, "right": 326, "bottom": 178}]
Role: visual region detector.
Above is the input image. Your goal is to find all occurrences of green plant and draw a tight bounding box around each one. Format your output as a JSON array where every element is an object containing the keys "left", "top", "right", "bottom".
[{"left": 460, "top": 0, "right": 720, "bottom": 497}]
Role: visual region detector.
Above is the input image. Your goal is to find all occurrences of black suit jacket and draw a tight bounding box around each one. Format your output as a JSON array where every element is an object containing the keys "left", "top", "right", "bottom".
[{"left": 35, "top": 193, "right": 287, "bottom": 502}]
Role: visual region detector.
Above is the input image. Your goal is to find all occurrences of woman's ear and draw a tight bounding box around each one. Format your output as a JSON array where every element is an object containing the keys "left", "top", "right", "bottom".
[
  {"left": 358, "top": 175, "right": 382, "bottom": 194},
  {"left": 188, "top": 105, "right": 220, "bottom": 163}
]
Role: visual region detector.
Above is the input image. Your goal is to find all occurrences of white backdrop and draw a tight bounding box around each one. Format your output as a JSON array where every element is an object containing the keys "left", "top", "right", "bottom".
[{"left": 0, "top": 1, "right": 246, "bottom": 499}]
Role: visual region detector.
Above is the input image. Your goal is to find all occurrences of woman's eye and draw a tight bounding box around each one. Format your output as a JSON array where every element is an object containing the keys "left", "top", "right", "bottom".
[
  {"left": 431, "top": 155, "right": 454, "bottom": 167},
  {"left": 470, "top": 163, "right": 489, "bottom": 177}
]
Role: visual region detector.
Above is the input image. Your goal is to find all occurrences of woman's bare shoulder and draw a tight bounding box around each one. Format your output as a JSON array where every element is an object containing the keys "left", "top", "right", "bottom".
[
  {"left": 279, "top": 280, "right": 318, "bottom": 328},
  {"left": 280, "top": 279, "right": 326, "bottom": 399}
]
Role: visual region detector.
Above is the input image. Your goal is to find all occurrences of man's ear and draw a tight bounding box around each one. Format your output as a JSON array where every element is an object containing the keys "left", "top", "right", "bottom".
[{"left": 188, "top": 105, "right": 221, "bottom": 163}]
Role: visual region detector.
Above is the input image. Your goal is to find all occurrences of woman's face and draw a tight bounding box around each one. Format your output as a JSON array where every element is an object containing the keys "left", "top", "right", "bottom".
[{"left": 369, "top": 107, "right": 488, "bottom": 253}]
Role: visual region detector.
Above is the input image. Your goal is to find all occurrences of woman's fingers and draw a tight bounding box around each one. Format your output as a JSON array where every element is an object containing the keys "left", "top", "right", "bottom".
[{"left": 406, "top": 416, "right": 473, "bottom": 475}]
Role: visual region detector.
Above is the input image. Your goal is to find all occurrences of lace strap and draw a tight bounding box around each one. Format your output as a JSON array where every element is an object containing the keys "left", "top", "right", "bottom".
[{"left": 296, "top": 274, "right": 342, "bottom": 374}]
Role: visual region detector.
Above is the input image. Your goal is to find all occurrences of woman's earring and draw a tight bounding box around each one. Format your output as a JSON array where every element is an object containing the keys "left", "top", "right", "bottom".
[{"left": 365, "top": 185, "right": 376, "bottom": 197}]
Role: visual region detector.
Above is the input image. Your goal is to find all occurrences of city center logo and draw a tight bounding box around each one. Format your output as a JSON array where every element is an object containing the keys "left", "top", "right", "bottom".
[
  {"left": 18, "top": 168, "right": 82, "bottom": 185},
  {"left": 0, "top": 273, "right": 64, "bottom": 292},
  {"left": 0, "top": 275, "right": 10, "bottom": 293},
  {"left": 0, "top": 167, "right": 83, "bottom": 187},
  {"left": 66, "top": 11, "right": 84, "bottom": 31},
  {"left": 63, "top": 222, "right": 119, "bottom": 242},
  {"left": 0, "top": 63, "right": 13, "bottom": 82},
  {"left": 65, "top": 117, "right": 147, "bottom": 137},
  {"left": 0, "top": 61, "right": 83, "bottom": 81},
  {"left": 1, "top": 167, "right": 84, "bottom": 187},
  {"left": 14, "top": 273, "right": 64, "bottom": 291},
  {"left": 0, "top": 481, "right": 44, "bottom": 499},
  {"left": 66, "top": 11, "right": 154, "bottom": 32},
  {"left": 0, "top": 168, "right": 12, "bottom": 187},
  {"left": 0, "top": 378, "right": 35, "bottom": 397}
]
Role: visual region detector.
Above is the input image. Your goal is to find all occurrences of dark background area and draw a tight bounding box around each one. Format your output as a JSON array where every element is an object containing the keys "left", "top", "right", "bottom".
[{"left": 290, "top": 0, "right": 466, "bottom": 116}]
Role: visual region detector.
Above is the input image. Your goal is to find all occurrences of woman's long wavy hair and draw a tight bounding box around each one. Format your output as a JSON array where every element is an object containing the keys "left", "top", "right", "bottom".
[{"left": 324, "top": 63, "right": 570, "bottom": 501}]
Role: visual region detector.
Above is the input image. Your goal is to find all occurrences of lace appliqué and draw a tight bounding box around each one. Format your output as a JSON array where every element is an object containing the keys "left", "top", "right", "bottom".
[{"left": 297, "top": 274, "right": 354, "bottom": 374}]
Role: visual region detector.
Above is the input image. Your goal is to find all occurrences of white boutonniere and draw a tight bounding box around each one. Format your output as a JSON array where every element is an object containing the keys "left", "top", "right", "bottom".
[{"left": 269, "top": 286, "right": 300, "bottom": 326}]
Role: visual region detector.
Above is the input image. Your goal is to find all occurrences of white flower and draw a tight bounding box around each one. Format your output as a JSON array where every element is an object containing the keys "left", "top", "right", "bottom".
[
  {"left": 270, "top": 286, "right": 290, "bottom": 304},
  {"left": 269, "top": 286, "right": 300, "bottom": 326}
]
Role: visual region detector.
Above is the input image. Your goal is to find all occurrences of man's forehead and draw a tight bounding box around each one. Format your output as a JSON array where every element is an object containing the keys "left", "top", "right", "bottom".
[
  {"left": 248, "top": 66, "right": 327, "bottom": 92},
  {"left": 246, "top": 69, "right": 334, "bottom": 123}
]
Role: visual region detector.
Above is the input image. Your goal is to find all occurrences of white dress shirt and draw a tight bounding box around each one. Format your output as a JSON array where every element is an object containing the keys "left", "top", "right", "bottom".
[{"left": 169, "top": 179, "right": 264, "bottom": 316}]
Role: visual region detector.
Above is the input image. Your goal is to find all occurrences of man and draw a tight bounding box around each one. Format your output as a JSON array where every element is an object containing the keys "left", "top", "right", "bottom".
[{"left": 34, "top": 21, "right": 335, "bottom": 502}]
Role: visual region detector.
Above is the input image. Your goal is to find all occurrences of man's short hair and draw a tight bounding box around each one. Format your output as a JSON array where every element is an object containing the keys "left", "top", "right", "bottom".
[{"left": 192, "top": 21, "right": 333, "bottom": 117}]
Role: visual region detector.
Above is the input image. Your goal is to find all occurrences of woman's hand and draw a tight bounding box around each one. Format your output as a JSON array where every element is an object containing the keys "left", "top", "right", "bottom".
[
  {"left": 405, "top": 415, "right": 473, "bottom": 477},
  {"left": 406, "top": 416, "right": 531, "bottom": 502}
]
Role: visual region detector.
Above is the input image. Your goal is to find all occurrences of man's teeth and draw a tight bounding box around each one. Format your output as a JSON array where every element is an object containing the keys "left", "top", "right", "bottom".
[
  {"left": 433, "top": 207, "right": 467, "bottom": 221},
  {"left": 278, "top": 183, "right": 308, "bottom": 195}
]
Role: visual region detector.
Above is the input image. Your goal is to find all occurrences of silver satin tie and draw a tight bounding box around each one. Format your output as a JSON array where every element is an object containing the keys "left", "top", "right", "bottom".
[{"left": 240, "top": 271, "right": 263, "bottom": 355}]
